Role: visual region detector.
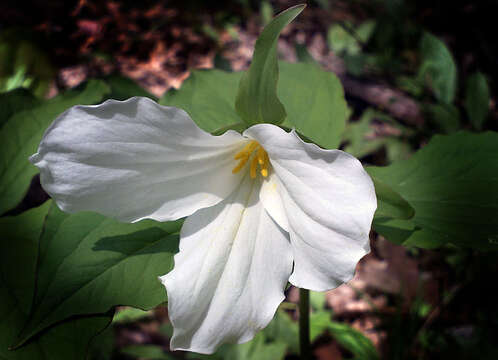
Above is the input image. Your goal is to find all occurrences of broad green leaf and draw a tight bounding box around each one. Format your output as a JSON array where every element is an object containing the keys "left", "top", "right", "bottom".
[
  {"left": 368, "top": 132, "right": 498, "bottom": 250},
  {"left": 464, "top": 72, "right": 489, "bottom": 130},
  {"left": 278, "top": 61, "right": 348, "bottom": 149},
  {"left": 0, "top": 88, "right": 41, "bottom": 129},
  {"left": 0, "top": 203, "right": 111, "bottom": 360},
  {"left": 105, "top": 75, "right": 157, "bottom": 101},
  {"left": 159, "top": 69, "right": 244, "bottom": 133},
  {"left": 310, "top": 312, "right": 379, "bottom": 360},
  {"left": 160, "top": 62, "right": 348, "bottom": 149},
  {"left": 235, "top": 5, "right": 305, "bottom": 126},
  {"left": 368, "top": 174, "right": 415, "bottom": 220},
  {"left": 419, "top": 32, "right": 457, "bottom": 104},
  {"left": 15, "top": 201, "right": 182, "bottom": 347},
  {"left": 0, "top": 80, "right": 110, "bottom": 215}
]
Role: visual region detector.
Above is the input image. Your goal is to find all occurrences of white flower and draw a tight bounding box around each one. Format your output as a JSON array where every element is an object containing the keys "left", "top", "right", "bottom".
[{"left": 30, "top": 97, "right": 376, "bottom": 354}]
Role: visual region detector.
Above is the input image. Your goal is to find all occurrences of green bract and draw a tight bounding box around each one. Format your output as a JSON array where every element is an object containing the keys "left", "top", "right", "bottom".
[{"left": 235, "top": 5, "right": 305, "bottom": 126}]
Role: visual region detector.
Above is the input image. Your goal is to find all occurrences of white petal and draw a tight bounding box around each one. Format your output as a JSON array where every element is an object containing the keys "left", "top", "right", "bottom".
[
  {"left": 30, "top": 97, "right": 246, "bottom": 222},
  {"left": 259, "top": 171, "right": 289, "bottom": 232},
  {"left": 160, "top": 175, "right": 293, "bottom": 354},
  {"left": 245, "top": 124, "right": 377, "bottom": 291}
]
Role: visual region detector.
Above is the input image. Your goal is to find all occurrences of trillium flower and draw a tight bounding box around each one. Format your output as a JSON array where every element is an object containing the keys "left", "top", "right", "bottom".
[{"left": 30, "top": 97, "right": 377, "bottom": 354}]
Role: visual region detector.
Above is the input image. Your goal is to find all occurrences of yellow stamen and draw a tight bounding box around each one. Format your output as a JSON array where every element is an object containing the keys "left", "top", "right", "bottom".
[
  {"left": 232, "top": 155, "right": 250, "bottom": 174},
  {"left": 234, "top": 141, "right": 258, "bottom": 160},
  {"left": 232, "top": 140, "right": 270, "bottom": 178},
  {"left": 260, "top": 151, "right": 269, "bottom": 177},
  {"left": 250, "top": 155, "right": 258, "bottom": 178},
  {"left": 257, "top": 147, "right": 265, "bottom": 165}
]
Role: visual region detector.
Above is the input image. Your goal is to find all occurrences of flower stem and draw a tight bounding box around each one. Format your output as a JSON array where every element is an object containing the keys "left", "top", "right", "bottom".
[{"left": 299, "top": 288, "right": 311, "bottom": 360}]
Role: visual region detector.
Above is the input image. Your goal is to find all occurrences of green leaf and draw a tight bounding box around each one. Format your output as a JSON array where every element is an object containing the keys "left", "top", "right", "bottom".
[
  {"left": 0, "top": 30, "right": 55, "bottom": 97},
  {"left": 187, "top": 312, "right": 292, "bottom": 360},
  {"left": 121, "top": 344, "right": 175, "bottom": 360},
  {"left": 159, "top": 69, "right": 244, "bottom": 133},
  {"left": 105, "top": 75, "right": 157, "bottom": 101},
  {"left": 221, "top": 333, "right": 286, "bottom": 360},
  {"left": 309, "top": 311, "right": 331, "bottom": 341},
  {"left": 464, "top": 72, "right": 489, "bottom": 130},
  {"left": 426, "top": 103, "right": 461, "bottom": 133},
  {"left": 344, "top": 108, "right": 412, "bottom": 160},
  {"left": 0, "top": 203, "right": 112, "bottom": 360},
  {"left": 310, "top": 312, "right": 379, "bottom": 360},
  {"left": 327, "top": 21, "right": 375, "bottom": 56},
  {"left": 235, "top": 5, "right": 305, "bottom": 126},
  {"left": 0, "top": 80, "right": 110, "bottom": 215},
  {"left": 343, "top": 109, "right": 385, "bottom": 158},
  {"left": 260, "top": 1, "right": 274, "bottom": 27},
  {"left": 309, "top": 291, "right": 327, "bottom": 310},
  {"left": 265, "top": 310, "right": 299, "bottom": 353},
  {"left": 327, "top": 322, "right": 379, "bottom": 360},
  {"left": 14, "top": 201, "right": 182, "bottom": 347},
  {"left": 327, "top": 23, "right": 355, "bottom": 55},
  {"left": 368, "top": 174, "right": 415, "bottom": 220},
  {"left": 112, "top": 307, "right": 152, "bottom": 324},
  {"left": 368, "top": 132, "right": 498, "bottom": 250},
  {"left": 278, "top": 61, "right": 348, "bottom": 149},
  {"left": 0, "top": 88, "right": 41, "bottom": 129},
  {"left": 419, "top": 32, "right": 457, "bottom": 104},
  {"left": 160, "top": 62, "right": 348, "bottom": 149}
]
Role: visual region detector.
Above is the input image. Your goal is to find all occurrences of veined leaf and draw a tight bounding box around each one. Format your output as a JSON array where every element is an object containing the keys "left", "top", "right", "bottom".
[
  {"left": 0, "top": 88, "right": 41, "bottom": 129},
  {"left": 278, "top": 61, "right": 347, "bottom": 149},
  {"left": 160, "top": 62, "right": 347, "bottom": 149},
  {"left": 13, "top": 201, "right": 182, "bottom": 347},
  {"left": 0, "top": 203, "right": 112, "bottom": 360},
  {"left": 368, "top": 132, "right": 498, "bottom": 250},
  {"left": 160, "top": 69, "right": 244, "bottom": 133},
  {"left": 368, "top": 174, "right": 415, "bottom": 220},
  {"left": 0, "top": 80, "right": 110, "bottom": 215}
]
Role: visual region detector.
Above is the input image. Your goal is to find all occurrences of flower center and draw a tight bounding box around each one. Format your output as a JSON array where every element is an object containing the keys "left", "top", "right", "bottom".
[{"left": 232, "top": 140, "right": 270, "bottom": 179}]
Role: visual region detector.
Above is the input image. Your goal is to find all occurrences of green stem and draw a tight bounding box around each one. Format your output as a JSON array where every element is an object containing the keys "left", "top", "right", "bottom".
[{"left": 299, "top": 288, "right": 311, "bottom": 360}]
